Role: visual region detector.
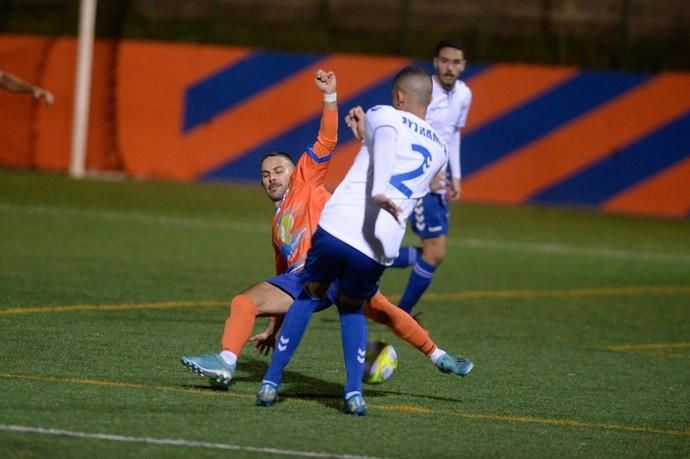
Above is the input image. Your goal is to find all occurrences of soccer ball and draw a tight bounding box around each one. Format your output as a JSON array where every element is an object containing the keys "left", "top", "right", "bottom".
[{"left": 363, "top": 340, "right": 398, "bottom": 384}]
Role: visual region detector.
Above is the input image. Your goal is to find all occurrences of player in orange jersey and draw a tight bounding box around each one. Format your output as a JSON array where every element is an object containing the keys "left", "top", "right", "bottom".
[{"left": 181, "top": 69, "right": 473, "bottom": 387}]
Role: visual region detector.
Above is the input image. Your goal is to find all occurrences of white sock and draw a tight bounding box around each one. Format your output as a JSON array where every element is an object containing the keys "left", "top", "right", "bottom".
[
  {"left": 345, "top": 391, "right": 361, "bottom": 400},
  {"left": 429, "top": 348, "right": 446, "bottom": 364},
  {"left": 220, "top": 350, "right": 237, "bottom": 366}
]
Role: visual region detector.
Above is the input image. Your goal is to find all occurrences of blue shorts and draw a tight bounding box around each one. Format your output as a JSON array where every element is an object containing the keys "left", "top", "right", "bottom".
[
  {"left": 411, "top": 193, "right": 449, "bottom": 238},
  {"left": 303, "top": 227, "right": 386, "bottom": 301},
  {"left": 265, "top": 271, "right": 338, "bottom": 312}
]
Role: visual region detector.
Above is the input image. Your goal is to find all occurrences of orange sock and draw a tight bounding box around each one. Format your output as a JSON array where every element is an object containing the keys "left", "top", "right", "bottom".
[
  {"left": 221, "top": 294, "right": 259, "bottom": 356},
  {"left": 364, "top": 293, "right": 437, "bottom": 356}
]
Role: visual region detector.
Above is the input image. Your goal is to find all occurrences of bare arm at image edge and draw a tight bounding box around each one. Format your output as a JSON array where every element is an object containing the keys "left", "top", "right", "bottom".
[{"left": 0, "top": 71, "right": 54, "bottom": 105}]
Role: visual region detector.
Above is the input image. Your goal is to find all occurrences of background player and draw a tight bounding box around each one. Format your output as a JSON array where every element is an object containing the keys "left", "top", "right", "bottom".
[
  {"left": 256, "top": 66, "right": 449, "bottom": 415},
  {"left": 391, "top": 40, "right": 472, "bottom": 314},
  {"left": 181, "top": 69, "right": 473, "bottom": 390}
]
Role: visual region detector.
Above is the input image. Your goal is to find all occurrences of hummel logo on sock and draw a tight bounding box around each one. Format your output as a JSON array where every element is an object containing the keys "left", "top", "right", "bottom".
[{"left": 277, "top": 336, "right": 290, "bottom": 352}]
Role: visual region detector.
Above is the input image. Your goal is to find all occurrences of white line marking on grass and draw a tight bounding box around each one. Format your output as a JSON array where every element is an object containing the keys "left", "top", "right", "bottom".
[
  {"left": 0, "top": 424, "right": 384, "bottom": 459},
  {"left": 2, "top": 202, "right": 688, "bottom": 263}
]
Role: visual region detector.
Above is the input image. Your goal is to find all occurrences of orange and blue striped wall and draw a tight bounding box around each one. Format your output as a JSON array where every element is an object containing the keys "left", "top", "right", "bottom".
[
  {"left": 173, "top": 46, "right": 690, "bottom": 218},
  {"left": 1, "top": 35, "right": 689, "bottom": 218}
]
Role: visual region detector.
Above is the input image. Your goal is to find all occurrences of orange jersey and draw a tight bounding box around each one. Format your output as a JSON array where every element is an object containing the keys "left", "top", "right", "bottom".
[{"left": 272, "top": 108, "right": 337, "bottom": 274}]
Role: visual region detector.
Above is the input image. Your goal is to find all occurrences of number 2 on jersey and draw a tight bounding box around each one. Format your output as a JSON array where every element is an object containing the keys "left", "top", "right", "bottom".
[{"left": 389, "top": 144, "right": 432, "bottom": 197}]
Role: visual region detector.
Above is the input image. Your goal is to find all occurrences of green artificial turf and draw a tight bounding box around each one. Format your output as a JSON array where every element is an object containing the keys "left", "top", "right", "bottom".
[{"left": 1, "top": 169, "right": 688, "bottom": 458}]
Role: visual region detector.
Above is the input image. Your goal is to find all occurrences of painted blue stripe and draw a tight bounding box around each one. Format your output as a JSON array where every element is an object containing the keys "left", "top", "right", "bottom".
[
  {"left": 202, "top": 114, "right": 340, "bottom": 181},
  {"left": 201, "top": 62, "right": 488, "bottom": 180},
  {"left": 182, "top": 51, "right": 322, "bottom": 133},
  {"left": 462, "top": 70, "right": 651, "bottom": 176},
  {"left": 529, "top": 110, "right": 690, "bottom": 206}
]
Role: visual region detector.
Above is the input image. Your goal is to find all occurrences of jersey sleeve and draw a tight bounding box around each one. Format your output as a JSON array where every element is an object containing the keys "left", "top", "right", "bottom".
[
  {"left": 451, "top": 85, "right": 472, "bottom": 179},
  {"left": 448, "top": 129, "right": 461, "bottom": 179},
  {"left": 366, "top": 106, "right": 404, "bottom": 197},
  {"left": 291, "top": 107, "right": 338, "bottom": 187},
  {"left": 457, "top": 86, "right": 472, "bottom": 128}
]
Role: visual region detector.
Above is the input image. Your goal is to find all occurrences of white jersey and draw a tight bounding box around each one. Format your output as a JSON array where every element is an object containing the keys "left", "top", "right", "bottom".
[
  {"left": 319, "top": 105, "right": 448, "bottom": 265},
  {"left": 426, "top": 76, "right": 472, "bottom": 183}
]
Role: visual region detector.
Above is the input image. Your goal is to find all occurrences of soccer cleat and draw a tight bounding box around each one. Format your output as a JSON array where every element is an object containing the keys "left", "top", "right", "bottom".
[
  {"left": 256, "top": 381, "right": 279, "bottom": 407},
  {"left": 342, "top": 394, "right": 368, "bottom": 416},
  {"left": 181, "top": 354, "right": 235, "bottom": 387},
  {"left": 436, "top": 354, "right": 474, "bottom": 377}
]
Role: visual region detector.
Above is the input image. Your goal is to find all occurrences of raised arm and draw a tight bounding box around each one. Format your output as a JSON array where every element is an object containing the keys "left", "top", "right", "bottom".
[
  {"left": 313, "top": 69, "right": 338, "bottom": 153},
  {"left": 315, "top": 69, "right": 336, "bottom": 109},
  {"left": 291, "top": 69, "right": 339, "bottom": 185}
]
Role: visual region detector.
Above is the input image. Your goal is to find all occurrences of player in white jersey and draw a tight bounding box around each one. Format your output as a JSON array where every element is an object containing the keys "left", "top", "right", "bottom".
[
  {"left": 391, "top": 40, "right": 473, "bottom": 314},
  {"left": 320, "top": 104, "right": 448, "bottom": 265},
  {"left": 257, "top": 66, "right": 448, "bottom": 415}
]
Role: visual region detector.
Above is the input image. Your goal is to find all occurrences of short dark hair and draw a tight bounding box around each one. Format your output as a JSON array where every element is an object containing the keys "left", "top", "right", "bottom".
[
  {"left": 260, "top": 151, "right": 294, "bottom": 166},
  {"left": 392, "top": 65, "right": 431, "bottom": 88},
  {"left": 392, "top": 65, "right": 432, "bottom": 106},
  {"left": 434, "top": 40, "right": 464, "bottom": 56}
]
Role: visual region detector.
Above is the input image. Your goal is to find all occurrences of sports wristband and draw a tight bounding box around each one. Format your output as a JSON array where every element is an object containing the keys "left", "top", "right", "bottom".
[{"left": 323, "top": 92, "right": 337, "bottom": 103}]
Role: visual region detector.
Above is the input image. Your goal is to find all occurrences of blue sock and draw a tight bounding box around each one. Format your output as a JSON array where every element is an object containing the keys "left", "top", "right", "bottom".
[
  {"left": 398, "top": 258, "right": 436, "bottom": 313},
  {"left": 391, "top": 246, "right": 420, "bottom": 268},
  {"left": 338, "top": 304, "right": 367, "bottom": 398},
  {"left": 263, "top": 291, "right": 320, "bottom": 386}
]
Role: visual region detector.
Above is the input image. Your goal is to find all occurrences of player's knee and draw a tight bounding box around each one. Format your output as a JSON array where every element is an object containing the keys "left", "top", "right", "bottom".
[
  {"left": 421, "top": 238, "right": 446, "bottom": 266},
  {"left": 422, "top": 248, "right": 445, "bottom": 266},
  {"left": 432, "top": 251, "right": 446, "bottom": 265}
]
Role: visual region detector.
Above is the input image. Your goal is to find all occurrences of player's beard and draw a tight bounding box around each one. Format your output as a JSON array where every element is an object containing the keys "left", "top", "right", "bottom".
[
  {"left": 440, "top": 72, "right": 456, "bottom": 90},
  {"left": 268, "top": 183, "right": 285, "bottom": 201}
]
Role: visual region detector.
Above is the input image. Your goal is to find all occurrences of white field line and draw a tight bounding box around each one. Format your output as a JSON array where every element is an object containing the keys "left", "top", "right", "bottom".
[
  {"left": 2, "top": 202, "right": 689, "bottom": 264},
  {"left": 0, "top": 424, "right": 384, "bottom": 459}
]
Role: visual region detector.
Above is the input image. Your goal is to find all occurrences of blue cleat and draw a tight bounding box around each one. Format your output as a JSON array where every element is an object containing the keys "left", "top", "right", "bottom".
[
  {"left": 256, "top": 381, "right": 279, "bottom": 407},
  {"left": 181, "top": 354, "right": 235, "bottom": 387},
  {"left": 343, "top": 394, "right": 368, "bottom": 416},
  {"left": 436, "top": 354, "right": 474, "bottom": 377}
]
